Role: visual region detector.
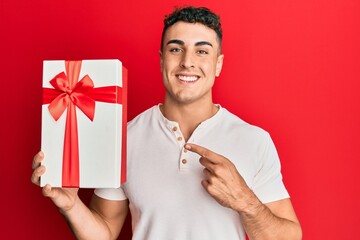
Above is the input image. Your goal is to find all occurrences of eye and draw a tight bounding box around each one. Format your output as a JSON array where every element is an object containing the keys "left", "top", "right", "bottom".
[
  {"left": 197, "top": 49, "right": 208, "bottom": 55},
  {"left": 170, "top": 48, "right": 183, "bottom": 53}
]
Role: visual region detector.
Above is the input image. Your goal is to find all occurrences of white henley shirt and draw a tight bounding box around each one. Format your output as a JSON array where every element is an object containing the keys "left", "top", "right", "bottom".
[{"left": 95, "top": 104, "right": 289, "bottom": 240}]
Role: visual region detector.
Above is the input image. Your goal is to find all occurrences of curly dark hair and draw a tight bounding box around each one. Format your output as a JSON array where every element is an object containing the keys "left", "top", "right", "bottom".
[{"left": 161, "top": 6, "right": 223, "bottom": 52}]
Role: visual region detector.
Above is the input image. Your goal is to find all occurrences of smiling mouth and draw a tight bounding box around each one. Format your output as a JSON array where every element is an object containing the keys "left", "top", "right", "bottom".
[{"left": 176, "top": 74, "right": 199, "bottom": 83}]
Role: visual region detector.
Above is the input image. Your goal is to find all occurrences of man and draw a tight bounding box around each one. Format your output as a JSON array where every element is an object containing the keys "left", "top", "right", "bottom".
[{"left": 32, "top": 6, "right": 302, "bottom": 240}]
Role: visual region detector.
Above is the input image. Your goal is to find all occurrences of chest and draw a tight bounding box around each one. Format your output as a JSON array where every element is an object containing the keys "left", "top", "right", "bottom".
[{"left": 123, "top": 131, "right": 259, "bottom": 211}]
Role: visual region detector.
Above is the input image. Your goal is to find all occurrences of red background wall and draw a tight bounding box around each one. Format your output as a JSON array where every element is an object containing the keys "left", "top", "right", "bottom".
[{"left": 1, "top": 0, "right": 359, "bottom": 239}]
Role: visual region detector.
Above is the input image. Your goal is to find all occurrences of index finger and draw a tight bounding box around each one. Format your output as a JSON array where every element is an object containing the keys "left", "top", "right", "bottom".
[
  {"left": 184, "top": 143, "right": 222, "bottom": 164},
  {"left": 32, "top": 151, "right": 44, "bottom": 170}
]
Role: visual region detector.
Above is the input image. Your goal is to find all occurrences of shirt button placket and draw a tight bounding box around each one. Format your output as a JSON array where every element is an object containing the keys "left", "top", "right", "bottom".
[
  {"left": 171, "top": 124, "right": 189, "bottom": 170},
  {"left": 180, "top": 147, "right": 189, "bottom": 170}
]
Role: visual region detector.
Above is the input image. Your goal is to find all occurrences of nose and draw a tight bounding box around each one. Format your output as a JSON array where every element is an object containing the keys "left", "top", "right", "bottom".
[{"left": 180, "top": 51, "right": 194, "bottom": 68}]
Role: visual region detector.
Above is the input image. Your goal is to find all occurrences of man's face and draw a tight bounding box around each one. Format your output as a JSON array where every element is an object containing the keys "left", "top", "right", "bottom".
[{"left": 160, "top": 21, "right": 224, "bottom": 105}]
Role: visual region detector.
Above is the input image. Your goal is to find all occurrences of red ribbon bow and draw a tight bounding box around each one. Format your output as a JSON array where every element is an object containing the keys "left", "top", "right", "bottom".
[{"left": 43, "top": 60, "right": 127, "bottom": 187}]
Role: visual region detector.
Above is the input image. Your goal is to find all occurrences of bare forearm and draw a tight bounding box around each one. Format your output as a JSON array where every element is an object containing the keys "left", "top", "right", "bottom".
[
  {"left": 183, "top": 144, "right": 301, "bottom": 239},
  {"left": 60, "top": 197, "right": 113, "bottom": 240},
  {"left": 238, "top": 198, "right": 302, "bottom": 240}
]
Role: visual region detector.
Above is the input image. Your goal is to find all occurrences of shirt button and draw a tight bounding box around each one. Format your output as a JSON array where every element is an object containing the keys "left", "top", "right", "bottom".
[
  {"left": 184, "top": 148, "right": 188, "bottom": 153},
  {"left": 181, "top": 159, "right": 187, "bottom": 164},
  {"left": 177, "top": 136, "right": 183, "bottom": 141},
  {"left": 172, "top": 126, "right": 178, "bottom": 131}
]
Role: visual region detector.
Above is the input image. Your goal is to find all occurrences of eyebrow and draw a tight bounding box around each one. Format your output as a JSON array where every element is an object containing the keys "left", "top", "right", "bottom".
[
  {"left": 195, "top": 41, "right": 213, "bottom": 47},
  {"left": 166, "top": 39, "right": 213, "bottom": 48}
]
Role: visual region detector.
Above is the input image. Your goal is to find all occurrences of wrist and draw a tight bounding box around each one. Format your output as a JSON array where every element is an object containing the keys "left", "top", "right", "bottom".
[
  {"left": 233, "top": 191, "right": 264, "bottom": 217},
  {"left": 58, "top": 194, "right": 81, "bottom": 216}
]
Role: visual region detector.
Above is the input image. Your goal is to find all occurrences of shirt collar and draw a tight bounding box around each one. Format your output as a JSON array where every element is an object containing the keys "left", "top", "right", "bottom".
[{"left": 156, "top": 103, "right": 223, "bottom": 131}]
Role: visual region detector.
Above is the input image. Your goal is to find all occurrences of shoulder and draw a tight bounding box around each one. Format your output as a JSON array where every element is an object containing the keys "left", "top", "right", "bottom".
[
  {"left": 128, "top": 105, "right": 159, "bottom": 129},
  {"left": 220, "top": 107, "right": 270, "bottom": 141}
]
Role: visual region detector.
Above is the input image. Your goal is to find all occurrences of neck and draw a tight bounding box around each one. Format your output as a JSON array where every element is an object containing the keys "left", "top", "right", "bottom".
[{"left": 160, "top": 96, "right": 218, "bottom": 141}]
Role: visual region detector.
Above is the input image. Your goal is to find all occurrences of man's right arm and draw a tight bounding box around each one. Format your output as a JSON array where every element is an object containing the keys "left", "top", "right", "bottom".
[
  {"left": 62, "top": 194, "right": 129, "bottom": 240},
  {"left": 31, "top": 151, "right": 129, "bottom": 240}
]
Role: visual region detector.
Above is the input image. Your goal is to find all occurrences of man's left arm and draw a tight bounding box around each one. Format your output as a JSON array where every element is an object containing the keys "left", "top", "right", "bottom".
[{"left": 184, "top": 143, "right": 302, "bottom": 240}]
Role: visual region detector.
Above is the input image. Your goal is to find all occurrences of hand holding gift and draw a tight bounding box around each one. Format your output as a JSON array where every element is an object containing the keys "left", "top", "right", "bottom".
[{"left": 31, "top": 151, "right": 79, "bottom": 212}]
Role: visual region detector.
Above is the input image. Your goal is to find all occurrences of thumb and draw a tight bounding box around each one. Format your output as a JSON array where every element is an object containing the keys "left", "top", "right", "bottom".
[{"left": 42, "top": 184, "right": 56, "bottom": 199}]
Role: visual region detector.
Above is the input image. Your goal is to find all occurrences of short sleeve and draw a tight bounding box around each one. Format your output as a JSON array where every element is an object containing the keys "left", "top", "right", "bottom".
[
  {"left": 252, "top": 134, "right": 290, "bottom": 203},
  {"left": 94, "top": 186, "right": 128, "bottom": 201}
]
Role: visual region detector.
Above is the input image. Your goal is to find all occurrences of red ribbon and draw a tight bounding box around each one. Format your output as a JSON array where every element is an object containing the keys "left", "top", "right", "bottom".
[{"left": 43, "top": 60, "right": 127, "bottom": 187}]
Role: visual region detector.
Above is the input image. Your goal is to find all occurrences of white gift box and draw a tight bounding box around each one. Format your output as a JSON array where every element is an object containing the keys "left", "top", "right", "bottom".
[{"left": 41, "top": 59, "right": 127, "bottom": 188}]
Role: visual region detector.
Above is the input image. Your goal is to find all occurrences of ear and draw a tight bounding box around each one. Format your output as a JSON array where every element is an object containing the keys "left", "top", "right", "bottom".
[
  {"left": 159, "top": 50, "right": 163, "bottom": 72},
  {"left": 215, "top": 54, "right": 224, "bottom": 77}
]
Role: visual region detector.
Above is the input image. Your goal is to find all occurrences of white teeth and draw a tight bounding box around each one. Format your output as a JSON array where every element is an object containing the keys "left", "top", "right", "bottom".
[{"left": 178, "top": 75, "right": 198, "bottom": 82}]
